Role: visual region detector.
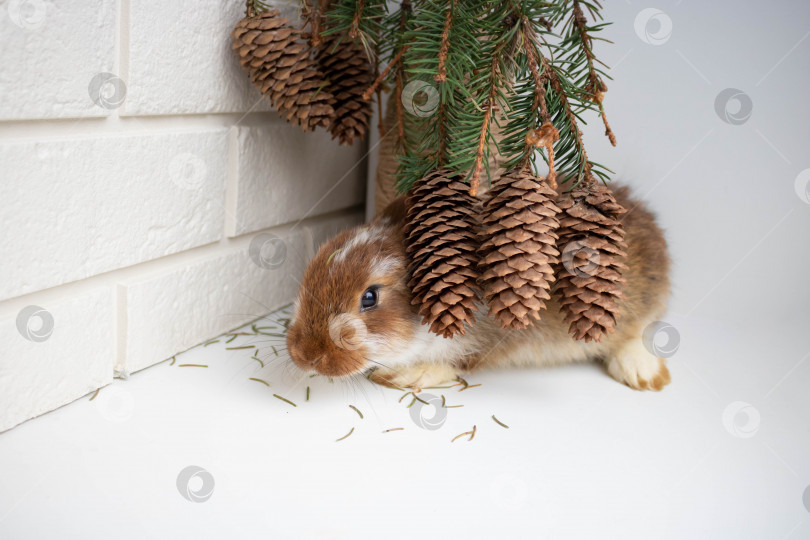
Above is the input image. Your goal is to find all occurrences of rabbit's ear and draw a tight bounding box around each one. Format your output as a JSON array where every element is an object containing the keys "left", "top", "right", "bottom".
[{"left": 377, "top": 196, "right": 407, "bottom": 226}]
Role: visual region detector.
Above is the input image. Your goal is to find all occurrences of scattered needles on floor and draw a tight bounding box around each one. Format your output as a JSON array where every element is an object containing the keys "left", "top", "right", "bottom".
[
  {"left": 451, "top": 426, "right": 476, "bottom": 443},
  {"left": 492, "top": 415, "right": 509, "bottom": 429},
  {"left": 89, "top": 388, "right": 99, "bottom": 401},
  {"left": 383, "top": 428, "right": 404, "bottom": 433},
  {"left": 336, "top": 427, "right": 354, "bottom": 442},
  {"left": 412, "top": 394, "right": 429, "bottom": 405},
  {"left": 273, "top": 394, "right": 297, "bottom": 407},
  {"left": 249, "top": 377, "right": 270, "bottom": 387},
  {"left": 178, "top": 364, "right": 208, "bottom": 368},
  {"left": 349, "top": 405, "right": 363, "bottom": 419}
]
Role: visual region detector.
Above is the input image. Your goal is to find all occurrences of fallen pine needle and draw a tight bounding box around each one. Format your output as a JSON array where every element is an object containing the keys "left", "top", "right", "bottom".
[
  {"left": 399, "top": 391, "right": 412, "bottom": 403},
  {"left": 169, "top": 357, "right": 176, "bottom": 366},
  {"left": 349, "top": 405, "right": 364, "bottom": 419},
  {"left": 273, "top": 394, "right": 297, "bottom": 407},
  {"left": 203, "top": 340, "right": 219, "bottom": 347},
  {"left": 383, "top": 428, "right": 404, "bottom": 433},
  {"left": 445, "top": 404, "right": 464, "bottom": 408},
  {"left": 89, "top": 388, "right": 99, "bottom": 401},
  {"left": 226, "top": 345, "right": 255, "bottom": 350},
  {"left": 306, "top": 386, "right": 310, "bottom": 401},
  {"left": 492, "top": 415, "right": 509, "bottom": 429},
  {"left": 251, "top": 356, "right": 264, "bottom": 368},
  {"left": 336, "top": 427, "right": 354, "bottom": 442},
  {"left": 412, "top": 394, "right": 429, "bottom": 405},
  {"left": 459, "top": 383, "right": 482, "bottom": 392},
  {"left": 271, "top": 346, "right": 278, "bottom": 356},
  {"left": 407, "top": 396, "right": 418, "bottom": 408},
  {"left": 451, "top": 426, "right": 476, "bottom": 443},
  {"left": 249, "top": 377, "right": 270, "bottom": 387},
  {"left": 226, "top": 335, "right": 237, "bottom": 344},
  {"left": 178, "top": 364, "right": 208, "bottom": 368}
]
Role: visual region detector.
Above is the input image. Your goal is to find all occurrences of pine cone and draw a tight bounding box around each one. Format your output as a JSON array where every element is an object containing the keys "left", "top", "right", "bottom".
[
  {"left": 317, "top": 36, "right": 373, "bottom": 145},
  {"left": 479, "top": 170, "right": 561, "bottom": 330},
  {"left": 405, "top": 170, "right": 481, "bottom": 338},
  {"left": 554, "top": 181, "right": 628, "bottom": 342},
  {"left": 231, "top": 9, "right": 335, "bottom": 131}
]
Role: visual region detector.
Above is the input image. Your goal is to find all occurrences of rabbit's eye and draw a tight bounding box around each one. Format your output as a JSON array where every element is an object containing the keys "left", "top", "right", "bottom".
[{"left": 360, "top": 287, "right": 378, "bottom": 310}]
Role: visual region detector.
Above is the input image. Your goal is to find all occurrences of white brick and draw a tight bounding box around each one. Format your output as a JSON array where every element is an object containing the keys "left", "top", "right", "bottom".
[
  {"left": 227, "top": 125, "right": 366, "bottom": 236},
  {"left": 0, "top": 288, "right": 113, "bottom": 432},
  {"left": 120, "top": 211, "right": 363, "bottom": 373},
  {"left": 0, "top": 0, "right": 116, "bottom": 120},
  {"left": 0, "top": 129, "right": 228, "bottom": 301},
  {"left": 124, "top": 0, "right": 304, "bottom": 115}
]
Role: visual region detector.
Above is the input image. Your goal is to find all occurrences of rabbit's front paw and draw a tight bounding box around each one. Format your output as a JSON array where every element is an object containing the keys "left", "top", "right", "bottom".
[
  {"left": 606, "top": 338, "right": 671, "bottom": 391},
  {"left": 368, "top": 363, "right": 459, "bottom": 392}
]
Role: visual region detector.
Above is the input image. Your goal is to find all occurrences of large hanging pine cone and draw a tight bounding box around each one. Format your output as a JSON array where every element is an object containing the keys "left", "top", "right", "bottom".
[
  {"left": 231, "top": 9, "right": 335, "bottom": 131},
  {"left": 405, "top": 170, "right": 481, "bottom": 338},
  {"left": 479, "top": 170, "right": 561, "bottom": 330},
  {"left": 317, "top": 35, "right": 373, "bottom": 145},
  {"left": 554, "top": 181, "right": 628, "bottom": 342}
]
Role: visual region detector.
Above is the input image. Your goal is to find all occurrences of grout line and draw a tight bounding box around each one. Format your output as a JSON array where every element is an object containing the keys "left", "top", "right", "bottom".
[
  {"left": 115, "top": 284, "right": 128, "bottom": 375},
  {"left": 118, "top": 0, "right": 129, "bottom": 118},
  {"left": 224, "top": 126, "right": 240, "bottom": 237},
  {"left": 0, "top": 205, "right": 364, "bottom": 319}
]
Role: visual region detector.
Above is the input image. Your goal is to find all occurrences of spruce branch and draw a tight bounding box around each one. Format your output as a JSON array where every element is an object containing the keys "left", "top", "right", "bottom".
[
  {"left": 322, "top": 0, "right": 388, "bottom": 59},
  {"left": 362, "top": 45, "right": 409, "bottom": 100},
  {"left": 435, "top": 0, "right": 455, "bottom": 83},
  {"left": 553, "top": 0, "right": 616, "bottom": 145}
]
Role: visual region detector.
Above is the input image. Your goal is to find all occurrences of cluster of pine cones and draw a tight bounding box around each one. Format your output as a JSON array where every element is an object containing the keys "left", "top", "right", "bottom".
[
  {"left": 404, "top": 168, "right": 628, "bottom": 343},
  {"left": 231, "top": 8, "right": 371, "bottom": 145}
]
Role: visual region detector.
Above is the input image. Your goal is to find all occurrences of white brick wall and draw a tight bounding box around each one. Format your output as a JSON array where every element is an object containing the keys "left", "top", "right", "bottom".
[{"left": 0, "top": 1, "right": 366, "bottom": 432}]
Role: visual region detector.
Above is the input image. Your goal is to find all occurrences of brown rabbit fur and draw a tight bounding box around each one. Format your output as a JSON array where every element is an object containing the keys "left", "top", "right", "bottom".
[{"left": 287, "top": 184, "right": 672, "bottom": 391}]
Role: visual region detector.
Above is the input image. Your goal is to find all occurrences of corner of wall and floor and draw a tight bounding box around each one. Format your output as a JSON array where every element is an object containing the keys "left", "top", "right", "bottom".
[{"left": 0, "top": 0, "right": 368, "bottom": 432}]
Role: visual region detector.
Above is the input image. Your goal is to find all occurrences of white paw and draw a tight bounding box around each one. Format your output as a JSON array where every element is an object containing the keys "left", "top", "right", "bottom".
[
  {"left": 606, "top": 338, "right": 671, "bottom": 391},
  {"left": 369, "top": 363, "right": 459, "bottom": 391}
]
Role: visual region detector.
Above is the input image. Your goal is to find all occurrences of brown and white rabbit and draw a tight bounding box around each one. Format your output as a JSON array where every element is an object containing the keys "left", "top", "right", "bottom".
[{"left": 287, "top": 184, "right": 671, "bottom": 391}]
